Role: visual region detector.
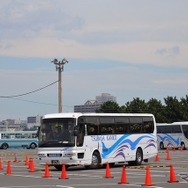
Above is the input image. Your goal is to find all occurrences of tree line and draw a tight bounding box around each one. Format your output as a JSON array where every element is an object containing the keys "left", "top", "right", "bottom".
[{"left": 96, "top": 95, "right": 188, "bottom": 123}]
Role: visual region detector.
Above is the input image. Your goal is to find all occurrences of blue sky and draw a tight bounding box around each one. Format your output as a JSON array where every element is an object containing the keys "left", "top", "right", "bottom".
[{"left": 0, "top": 0, "right": 188, "bottom": 120}]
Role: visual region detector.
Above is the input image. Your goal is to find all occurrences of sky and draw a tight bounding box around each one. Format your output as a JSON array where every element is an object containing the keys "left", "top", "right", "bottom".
[{"left": 0, "top": 0, "right": 188, "bottom": 120}]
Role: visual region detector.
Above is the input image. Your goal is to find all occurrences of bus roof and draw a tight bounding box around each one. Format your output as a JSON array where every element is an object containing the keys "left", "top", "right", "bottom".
[
  {"left": 42, "top": 112, "right": 155, "bottom": 119},
  {"left": 172, "top": 121, "right": 188, "bottom": 125},
  {"left": 156, "top": 123, "right": 171, "bottom": 126},
  {"left": 0, "top": 130, "right": 37, "bottom": 133},
  {"left": 157, "top": 122, "right": 188, "bottom": 126}
]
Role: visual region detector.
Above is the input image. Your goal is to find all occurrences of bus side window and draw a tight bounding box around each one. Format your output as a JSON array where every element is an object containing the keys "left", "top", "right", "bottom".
[
  {"left": 115, "top": 124, "right": 124, "bottom": 134},
  {"left": 10, "top": 135, "right": 15, "bottom": 139},
  {"left": 124, "top": 124, "right": 130, "bottom": 133},
  {"left": 101, "top": 126, "right": 107, "bottom": 134},
  {"left": 101, "top": 125, "right": 114, "bottom": 134},
  {"left": 143, "top": 121, "right": 153, "bottom": 133},
  {"left": 107, "top": 126, "right": 113, "bottom": 134},
  {"left": 88, "top": 126, "right": 95, "bottom": 135},
  {"left": 87, "top": 124, "right": 98, "bottom": 135}
]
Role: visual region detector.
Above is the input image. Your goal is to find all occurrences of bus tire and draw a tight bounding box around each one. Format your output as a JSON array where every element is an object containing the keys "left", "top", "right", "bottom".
[
  {"left": 181, "top": 142, "right": 186, "bottom": 150},
  {"left": 109, "top": 163, "right": 115, "bottom": 167},
  {"left": 54, "top": 165, "right": 62, "bottom": 171},
  {"left": 30, "top": 143, "right": 37, "bottom": 149},
  {"left": 1, "top": 143, "right": 8, "bottom": 150},
  {"left": 54, "top": 165, "right": 69, "bottom": 171},
  {"left": 128, "top": 148, "right": 143, "bottom": 166},
  {"left": 135, "top": 148, "right": 143, "bottom": 165},
  {"left": 160, "top": 142, "right": 164, "bottom": 150},
  {"left": 90, "top": 151, "right": 101, "bottom": 169}
]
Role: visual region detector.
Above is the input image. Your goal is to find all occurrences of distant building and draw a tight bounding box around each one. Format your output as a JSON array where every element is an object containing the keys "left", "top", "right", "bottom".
[
  {"left": 74, "top": 100, "right": 101, "bottom": 113},
  {"left": 27, "top": 115, "right": 41, "bottom": 130},
  {"left": 74, "top": 93, "right": 117, "bottom": 113},
  {"left": 0, "top": 124, "right": 21, "bottom": 131},
  {"left": 96, "top": 93, "right": 117, "bottom": 104},
  {"left": 27, "top": 115, "right": 42, "bottom": 130},
  {"left": 0, "top": 119, "right": 27, "bottom": 131},
  {"left": 0, "top": 116, "right": 41, "bottom": 131}
]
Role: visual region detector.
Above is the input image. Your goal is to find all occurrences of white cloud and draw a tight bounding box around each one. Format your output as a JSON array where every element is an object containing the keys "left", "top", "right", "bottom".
[
  {"left": 1, "top": 37, "right": 188, "bottom": 68},
  {"left": 0, "top": 0, "right": 188, "bottom": 69},
  {"left": 1, "top": 0, "right": 188, "bottom": 119}
]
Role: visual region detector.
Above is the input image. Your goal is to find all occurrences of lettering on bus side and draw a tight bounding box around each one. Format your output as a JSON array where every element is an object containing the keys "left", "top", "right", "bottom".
[
  {"left": 91, "top": 135, "right": 105, "bottom": 141},
  {"left": 106, "top": 135, "right": 117, "bottom": 141},
  {"left": 91, "top": 135, "right": 117, "bottom": 141}
]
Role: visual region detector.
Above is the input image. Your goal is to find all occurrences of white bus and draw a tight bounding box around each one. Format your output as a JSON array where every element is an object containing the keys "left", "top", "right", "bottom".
[
  {"left": 0, "top": 131, "right": 38, "bottom": 150},
  {"left": 38, "top": 113, "right": 157, "bottom": 170},
  {"left": 157, "top": 122, "right": 188, "bottom": 150}
]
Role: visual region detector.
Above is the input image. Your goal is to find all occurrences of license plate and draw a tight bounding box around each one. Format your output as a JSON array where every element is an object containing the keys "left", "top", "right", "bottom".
[
  {"left": 51, "top": 160, "right": 60, "bottom": 165},
  {"left": 48, "top": 153, "right": 62, "bottom": 157}
]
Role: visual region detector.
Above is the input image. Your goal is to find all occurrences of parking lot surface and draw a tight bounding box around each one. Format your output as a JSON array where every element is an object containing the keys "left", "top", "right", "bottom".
[{"left": 0, "top": 148, "right": 188, "bottom": 188}]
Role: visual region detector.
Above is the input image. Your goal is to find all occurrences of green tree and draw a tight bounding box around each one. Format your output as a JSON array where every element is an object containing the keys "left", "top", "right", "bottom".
[
  {"left": 96, "top": 95, "right": 188, "bottom": 123},
  {"left": 147, "top": 98, "right": 166, "bottom": 123},
  {"left": 123, "top": 97, "right": 147, "bottom": 113},
  {"left": 164, "top": 96, "right": 183, "bottom": 122},
  {"left": 96, "top": 101, "right": 120, "bottom": 113},
  {"left": 180, "top": 95, "right": 188, "bottom": 120}
]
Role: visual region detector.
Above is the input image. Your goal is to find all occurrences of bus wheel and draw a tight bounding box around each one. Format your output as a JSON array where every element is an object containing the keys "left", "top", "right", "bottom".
[
  {"left": 30, "top": 143, "right": 36, "bottom": 149},
  {"left": 181, "top": 142, "right": 186, "bottom": 150},
  {"left": 160, "top": 142, "right": 164, "bottom": 150},
  {"left": 54, "top": 165, "right": 62, "bottom": 171},
  {"left": 1, "top": 143, "right": 8, "bottom": 150},
  {"left": 135, "top": 148, "right": 143, "bottom": 165},
  {"left": 54, "top": 165, "right": 68, "bottom": 171},
  {"left": 128, "top": 148, "right": 143, "bottom": 166},
  {"left": 109, "top": 163, "right": 115, "bottom": 167},
  {"left": 90, "top": 151, "right": 101, "bottom": 169}
]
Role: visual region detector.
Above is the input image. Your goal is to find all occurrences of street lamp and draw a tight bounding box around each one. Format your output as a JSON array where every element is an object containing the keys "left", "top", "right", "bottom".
[{"left": 51, "top": 58, "right": 68, "bottom": 113}]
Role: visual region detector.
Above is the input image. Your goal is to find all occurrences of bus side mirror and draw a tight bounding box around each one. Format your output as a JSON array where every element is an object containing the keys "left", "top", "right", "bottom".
[{"left": 74, "top": 126, "right": 78, "bottom": 136}]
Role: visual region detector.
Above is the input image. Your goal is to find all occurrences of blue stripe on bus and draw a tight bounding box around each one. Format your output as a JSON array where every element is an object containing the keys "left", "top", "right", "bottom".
[
  {"left": 0, "top": 139, "right": 38, "bottom": 148},
  {"left": 157, "top": 134, "right": 180, "bottom": 145},
  {"left": 101, "top": 134, "right": 156, "bottom": 159}
]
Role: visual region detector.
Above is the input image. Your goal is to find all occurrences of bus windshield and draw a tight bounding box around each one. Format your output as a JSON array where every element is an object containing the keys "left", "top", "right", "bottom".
[
  {"left": 38, "top": 118, "right": 76, "bottom": 147},
  {"left": 182, "top": 124, "right": 188, "bottom": 139}
]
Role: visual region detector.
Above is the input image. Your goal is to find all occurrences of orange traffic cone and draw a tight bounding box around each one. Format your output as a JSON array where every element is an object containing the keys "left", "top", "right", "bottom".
[
  {"left": 166, "top": 146, "right": 169, "bottom": 153},
  {"left": 59, "top": 164, "right": 68, "bottom": 179},
  {"left": 6, "top": 161, "right": 12, "bottom": 175},
  {"left": 168, "top": 164, "right": 179, "bottom": 183},
  {"left": 104, "top": 162, "right": 113, "bottom": 178},
  {"left": 25, "top": 155, "right": 29, "bottom": 166},
  {"left": 118, "top": 165, "right": 129, "bottom": 184},
  {"left": 13, "top": 154, "right": 18, "bottom": 163},
  {"left": 29, "top": 158, "right": 35, "bottom": 172},
  {"left": 155, "top": 153, "right": 159, "bottom": 162},
  {"left": 166, "top": 151, "right": 171, "bottom": 160},
  {"left": 143, "top": 166, "right": 155, "bottom": 186},
  {"left": 173, "top": 146, "right": 176, "bottom": 151},
  {"left": 28, "top": 158, "right": 30, "bottom": 169},
  {"left": 0, "top": 158, "right": 3, "bottom": 170},
  {"left": 43, "top": 162, "right": 50, "bottom": 178}
]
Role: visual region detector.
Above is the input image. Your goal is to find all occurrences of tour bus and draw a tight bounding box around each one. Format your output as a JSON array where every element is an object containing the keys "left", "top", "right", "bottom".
[
  {"left": 0, "top": 131, "right": 38, "bottom": 150},
  {"left": 38, "top": 113, "right": 157, "bottom": 170},
  {"left": 157, "top": 122, "right": 188, "bottom": 150}
]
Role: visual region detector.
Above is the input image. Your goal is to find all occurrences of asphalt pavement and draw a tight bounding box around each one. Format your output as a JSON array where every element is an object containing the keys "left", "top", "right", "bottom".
[{"left": 0, "top": 148, "right": 188, "bottom": 188}]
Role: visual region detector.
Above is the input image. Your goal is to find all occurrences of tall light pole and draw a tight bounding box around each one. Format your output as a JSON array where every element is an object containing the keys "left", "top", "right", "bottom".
[{"left": 51, "top": 58, "right": 68, "bottom": 113}]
